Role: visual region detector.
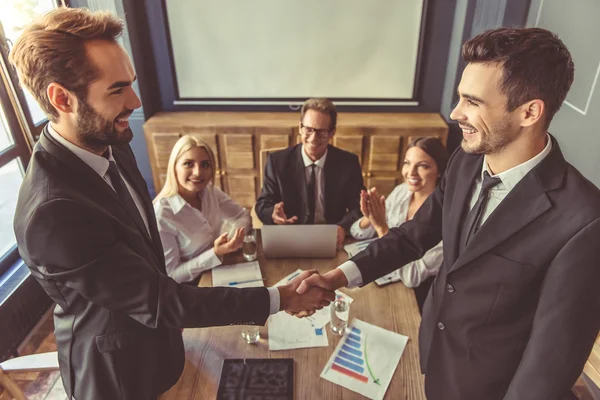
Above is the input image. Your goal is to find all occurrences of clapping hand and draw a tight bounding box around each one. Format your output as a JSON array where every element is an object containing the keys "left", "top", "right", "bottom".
[
  {"left": 278, "top": 269, "right": 336, "bottom": 316},
  {"left": 213, "top": 227, "right": 245, "bottom": 257},
  {"left": 272, "top": 202, "right": 298, "bottom": 225},
  {"left": 360, "top": 187, "right": 389, "bottom": 237}
]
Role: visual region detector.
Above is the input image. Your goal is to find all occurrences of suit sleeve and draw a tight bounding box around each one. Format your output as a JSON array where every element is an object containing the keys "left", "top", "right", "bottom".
[
  {"left": 24, "top": 199, "right": 270, "bottom": 329},
  {"left": 255, "top": 153, "right": 280, "bottom": 225},
  {"left": 335, "top": 154, "right": 364, "bottom": 231},
  {"left": 350, "top": 148, "right": 457, "bottom": 285},
  {"left": 503, "top": 218, "right": 600, "bottom": 400}
]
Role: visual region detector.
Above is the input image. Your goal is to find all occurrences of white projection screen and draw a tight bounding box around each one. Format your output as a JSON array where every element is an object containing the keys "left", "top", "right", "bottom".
[{"left": 165, "top": 0, "right": 424, "bottom": 102}]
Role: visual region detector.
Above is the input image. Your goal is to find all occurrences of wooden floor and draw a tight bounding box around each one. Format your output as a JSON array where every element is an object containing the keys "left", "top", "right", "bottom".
[
  {"left": 2, "top": 306, "right": 598, "bottom": 400},
  {"left": 2, "top": 307, "right": 67, "bottom": 400}
]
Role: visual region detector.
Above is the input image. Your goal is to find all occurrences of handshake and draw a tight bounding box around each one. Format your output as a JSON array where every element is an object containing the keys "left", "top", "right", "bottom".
[{"left": 276, "top": 269, "right": 349, "bottom": 317}]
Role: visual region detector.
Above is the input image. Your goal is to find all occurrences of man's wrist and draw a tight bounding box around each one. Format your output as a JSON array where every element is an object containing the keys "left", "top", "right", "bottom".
[
  {"left": 277, "top": 285, "right": 289, "bottom": 311},
  {"left": 327, "top": 268, "right": 349, "bottom": 290}
]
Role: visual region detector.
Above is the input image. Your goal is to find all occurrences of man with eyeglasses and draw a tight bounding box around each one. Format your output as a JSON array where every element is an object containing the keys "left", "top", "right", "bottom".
[{"left": 256, "top": 98, "right": 364, "bottom": 248}]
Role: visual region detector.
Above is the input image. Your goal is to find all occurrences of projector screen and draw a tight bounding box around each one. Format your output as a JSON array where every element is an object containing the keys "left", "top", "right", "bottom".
[{"left": 165, "top": 0, "right": 424, "bottom": 102}]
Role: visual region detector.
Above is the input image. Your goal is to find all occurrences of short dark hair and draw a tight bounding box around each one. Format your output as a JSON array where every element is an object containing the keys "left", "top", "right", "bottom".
[
  {"left": 406, "top": 137, "right": 448, "bottom": 181},
  {"left": 462, "top": 28, "right": 574, "bottom": 129},
  {"left": 9, "top": 7, "right": 124, "bottom": 123},
  {"left": 300, "top": 98, "right": 337, "bottom": 130}
]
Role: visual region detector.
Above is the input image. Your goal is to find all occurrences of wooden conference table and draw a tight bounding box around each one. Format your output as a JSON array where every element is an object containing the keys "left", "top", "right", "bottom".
[{"left": 160, "top": 232, "right": 425, "bottom": 399}]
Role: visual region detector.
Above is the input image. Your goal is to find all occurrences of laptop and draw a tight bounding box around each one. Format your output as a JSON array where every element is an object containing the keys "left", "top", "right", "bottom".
[{"left": 261, "top": 225, "right": 338, "bottom": 258}]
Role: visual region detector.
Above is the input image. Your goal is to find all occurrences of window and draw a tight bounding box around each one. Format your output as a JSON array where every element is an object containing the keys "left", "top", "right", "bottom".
[{"left": 0, "top": 0, "right": 62, "bottom": 274}]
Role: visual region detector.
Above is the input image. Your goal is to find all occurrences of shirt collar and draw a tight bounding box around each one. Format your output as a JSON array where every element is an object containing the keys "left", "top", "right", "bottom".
[
  {"left": 166, "top": 193, "right": 188, "bottom": 214},
  {"left": 301, "top": 145, "right": 328, "bottom": 168},
  {"left": 165, "top": 187, "right": 209, "bottom": 215},
  {"left": 481, "top": 133, "right": 553, "bottom": 192},
  {"left": 47, "top": 123, "right": 113, "bottom": 177}
]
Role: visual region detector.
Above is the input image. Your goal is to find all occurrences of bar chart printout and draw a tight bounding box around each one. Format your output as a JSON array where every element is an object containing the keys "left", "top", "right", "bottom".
[{"left": 320, "top": 319, "right": 409, "bottom": 400}]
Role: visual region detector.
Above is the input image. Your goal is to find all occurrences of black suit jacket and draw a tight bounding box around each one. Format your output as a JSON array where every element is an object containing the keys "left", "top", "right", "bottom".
[
  {"left": 352, "top": 136, "right": 600, "bottom": 400},
  {"left": 255, "top": 144, "right": 364, "bottom": 230},
  {"left": 13, "top": 128, "right": 270, "bottom": 400}
]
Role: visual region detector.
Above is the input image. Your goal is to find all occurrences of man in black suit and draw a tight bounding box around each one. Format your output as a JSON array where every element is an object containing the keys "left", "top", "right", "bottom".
[
  {"left": 297, "top": 28, "right": 600, "bottom": 399},
  {"left": 10, "top": 8, "right": 333, "bottom": 400},
  {"left": 255, "top": 98, "right": 364, "bottom": 248}
]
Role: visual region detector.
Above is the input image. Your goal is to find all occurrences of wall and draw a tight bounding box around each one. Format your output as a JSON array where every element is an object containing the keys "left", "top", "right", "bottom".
[{"left": 527, "top": 0, "right": 600, "bottom": 188}]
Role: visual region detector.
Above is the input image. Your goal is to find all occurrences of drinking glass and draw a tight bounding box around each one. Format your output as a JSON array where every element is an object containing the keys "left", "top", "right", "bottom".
[
  {"left": 243, "top": 229, "right": 257, "bottom": 261},
  {"left": 330, "top": 298, "right": 350, "bottom": 335}
]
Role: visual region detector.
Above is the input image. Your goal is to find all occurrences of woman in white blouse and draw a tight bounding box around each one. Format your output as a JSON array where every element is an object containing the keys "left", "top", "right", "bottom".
[
  {"left": 154, "top": 135, "right": 252, "bottom": 284},
  {"left": 350, "top": 137, "right": 448, "bottom": 290}
]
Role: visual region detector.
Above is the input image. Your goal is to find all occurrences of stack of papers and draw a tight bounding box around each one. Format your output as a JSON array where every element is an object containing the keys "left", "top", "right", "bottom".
[
  {"left": 268, "top": 270, "right": 354, "bottom": 350},
  {"left": 343, "top": 240, "right": 402, "bottom": 286},
  {"left": 343, "top": 238, "right": 377, "bottom": 258},
  {"left": 212, "top": 261, "right": 264, "bottom": 288},
  {"left": 320, "top": 319, "right": 409, "bottom": 400}
]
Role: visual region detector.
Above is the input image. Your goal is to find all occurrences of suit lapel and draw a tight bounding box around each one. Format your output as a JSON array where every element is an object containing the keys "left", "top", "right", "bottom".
[
  {"left": 291, "top": 145, "right": 308, "bottom": 223},
  {"left": 449, "top": 136, "right": 566, "bottom": 273},
  {"left": 111, "top": 146, "right": 164, "bottom": 259},
  {"left": 40, "top": 129, "right": 160, "bottom": 260},
  {"left": 445, "top": 153, "right": 483, "bottom": 266}
]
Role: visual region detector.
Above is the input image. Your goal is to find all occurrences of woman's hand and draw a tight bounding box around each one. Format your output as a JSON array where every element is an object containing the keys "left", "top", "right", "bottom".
[
  {"left": 214, "top": 227, "right": 245, "bottom": 257},
  {"left": 366, "top": 188, "right": 389, "bottom": 237}
]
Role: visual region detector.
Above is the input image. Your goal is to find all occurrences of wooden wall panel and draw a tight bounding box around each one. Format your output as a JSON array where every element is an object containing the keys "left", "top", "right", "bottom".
[
  {"left": 368, "top": 135, "right": 402, "bottom": 172},
  {"left": 222, "top": 133, "right": 254, "bottom": 170}
]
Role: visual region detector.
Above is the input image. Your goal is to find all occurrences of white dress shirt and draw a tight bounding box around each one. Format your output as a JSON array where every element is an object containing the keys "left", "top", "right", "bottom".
[
  {"left": 154, "top": 186, "right": 251, "bottom": 283},
  {"left": 154, "top": 187, "right": 281, "bottom": 314},
  {"left": 349, "top": 183, "right": 443, "bottom": 288},
  {"left": 47, "top": 124, "right": 150, "bottom": 235},
  {"left": 340, "top": 134, "right": 553, "bottom": 288},
  {"left": 301, "top": 145, "right": 327, "bottom": 223}
]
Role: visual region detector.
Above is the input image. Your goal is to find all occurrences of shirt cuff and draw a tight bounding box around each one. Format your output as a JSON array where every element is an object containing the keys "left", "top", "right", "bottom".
[
  {"left": 338, "top": 260, "right": 363, "bottom": 288},
  {"left": 267, "top": 286, "right": 281, "bottom": 315}
]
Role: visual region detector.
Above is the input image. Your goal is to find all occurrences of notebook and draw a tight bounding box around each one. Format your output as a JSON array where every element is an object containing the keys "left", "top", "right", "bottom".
[{"left": 217, "top": 358, "right": 294, "bottom": 400}]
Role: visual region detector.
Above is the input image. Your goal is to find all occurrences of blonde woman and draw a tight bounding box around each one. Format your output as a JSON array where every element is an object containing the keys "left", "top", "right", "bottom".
[{"left": 154, "top": 135, "right": 251, "bottom": 284}]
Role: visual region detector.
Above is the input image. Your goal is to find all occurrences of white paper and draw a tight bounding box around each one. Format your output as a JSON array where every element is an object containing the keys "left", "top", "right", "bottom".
[
  {"left": 320, "top": 319, "right": 409, "bottom": 400},
  {"left": 212, "top": 261, "right": 264, "bottom": 288},
  {"left": 268, "top": 311, "right": 329, "bottom": 350},
  {"left": 343, "top": 238, "right": 377, "bottom": 258}
]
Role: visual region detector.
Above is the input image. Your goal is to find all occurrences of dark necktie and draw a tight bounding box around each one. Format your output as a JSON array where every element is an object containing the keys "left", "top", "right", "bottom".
[
  {"left": 307, "top": 164, "right": 317, "bottom": 224},
  {"left": 106, "top": 161, "right": 148, "bottom": 236},
  {"left": 460, "top": 171, "right": 502, "bottom": 250}
]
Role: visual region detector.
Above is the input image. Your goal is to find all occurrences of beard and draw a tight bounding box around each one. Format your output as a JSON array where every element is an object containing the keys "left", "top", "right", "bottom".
[
  {"left": 460, "top": 116, "right": 517, "bottom": 155},
  {"left": 76, "top": 98, "right": 133, "bottom": 151}
]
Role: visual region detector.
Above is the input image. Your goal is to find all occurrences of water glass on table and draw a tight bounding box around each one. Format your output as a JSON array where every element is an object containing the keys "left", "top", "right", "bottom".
[
  {"left": 243, "top": 229, "right": 257, "bottom": 261},
  {"left": 330, "top": 297, "right": 350, "bottom": 335},
  {"left": 241, "top": 325, "right": 260, "bottom": 344}
]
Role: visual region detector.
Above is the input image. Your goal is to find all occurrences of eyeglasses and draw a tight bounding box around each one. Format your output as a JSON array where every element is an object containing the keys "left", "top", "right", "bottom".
[{"left": 300, "top": 124, "right": 331, "bottom": 139}]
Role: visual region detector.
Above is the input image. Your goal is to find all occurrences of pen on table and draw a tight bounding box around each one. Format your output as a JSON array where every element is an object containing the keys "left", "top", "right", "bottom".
[
  {"left": 228, "top": 278, "right": 266, "bottom": 286},
  {"left": 286, "top": 271, "right": 301, "bottom": 282}
]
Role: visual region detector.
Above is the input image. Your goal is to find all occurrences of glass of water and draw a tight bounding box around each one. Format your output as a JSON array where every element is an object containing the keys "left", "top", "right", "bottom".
[
  {"left": 330, "top": 297, "right": 350, "bottom": 335},
  {"left": 241, "top": 325, "right": 260, "bottom": 344},
  {"left": 243, "top": 229, "right": 257, "bottom": 261}
]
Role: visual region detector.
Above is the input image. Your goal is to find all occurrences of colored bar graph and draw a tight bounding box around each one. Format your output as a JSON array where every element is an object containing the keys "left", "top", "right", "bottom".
[
  {"left": 338, "top": 350, "right": 364, "bottom": 365},
  {"left": 341, "top": 344, "right": 362, "bottom": 356},
  {"left": 335, "top": 357, "right": 365, "bottom": 373},
  {"left": 331, "top": 363, "right": 369, "bottom": 383},
  {"left": 348, "top": 333, "right": 361, "bottom": 342},
  {"left": 331, "top": 327, "right": 370, "bottom": 384}
]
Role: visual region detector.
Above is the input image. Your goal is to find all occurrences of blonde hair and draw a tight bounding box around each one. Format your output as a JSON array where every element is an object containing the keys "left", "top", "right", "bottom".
[
  {"left": 9, "top": 7, "right": 123, "bottom": 123},
  {"left": 154, "top": 135, "right": 217, "bottom": 202},
  {"left": 300, "top": 98, "right": 337, "bottom": 130}
]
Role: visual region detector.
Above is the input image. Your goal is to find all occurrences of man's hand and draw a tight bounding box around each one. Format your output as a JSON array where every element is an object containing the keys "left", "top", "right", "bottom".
[
  {"left": 336, "top": 225, "right": 345, "bottom": 249},
  {"left": 278, "top": 269, "right": 336, "bottom": 315},
  {"left": 272, "top": 202, "right": 298, "bottom": 225},
  {"left": 213, "top": 227, "right": 245, "bottom": 257}
]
